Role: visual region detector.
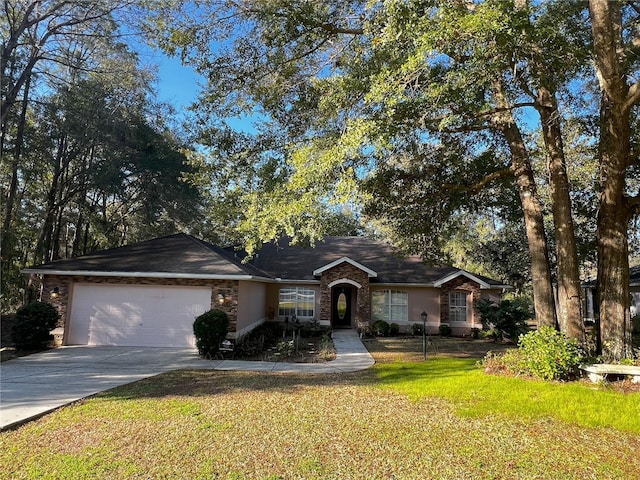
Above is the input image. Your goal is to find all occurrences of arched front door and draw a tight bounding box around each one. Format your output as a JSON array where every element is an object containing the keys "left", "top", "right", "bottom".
[{"left": 331, "top": 285, "right": 353, "bottom": 328}]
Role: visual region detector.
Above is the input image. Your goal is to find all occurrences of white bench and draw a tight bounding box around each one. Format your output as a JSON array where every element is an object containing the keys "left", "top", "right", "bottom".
[{"left": 581, "top": 364, "right": 640, "bottom": 383}]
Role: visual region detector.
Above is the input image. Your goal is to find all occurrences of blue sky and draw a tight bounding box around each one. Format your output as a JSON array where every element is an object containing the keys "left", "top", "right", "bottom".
[
  {"left": 134, "top": 41, "right": 201, "bottom": 111},
  {"left": 139, "top": 46, "right": 256, "bottom": 133},
  {"left": 155, "top": 55, "right": 201, "bottom": 110}
]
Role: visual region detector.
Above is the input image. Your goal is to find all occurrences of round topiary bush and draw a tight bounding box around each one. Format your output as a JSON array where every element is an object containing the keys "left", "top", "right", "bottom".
[
  {"left": 389, "top": 322, "right": 400, "bottom": 336},
  {"left": 372, "top": 319, "right": 390, "bottom": 336},
  {"left": 11, "top": 301, "right": 60, "bottom": 349},
  {"left": 193, "top": 309, "right": 230, "bottom": 357},
  {"left": 439, "top": 324, "right": 452, "bottom": 337}
]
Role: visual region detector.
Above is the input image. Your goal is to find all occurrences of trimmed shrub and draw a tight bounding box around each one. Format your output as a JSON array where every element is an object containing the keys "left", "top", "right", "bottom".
[
  {"left": 411, "top": 323, "right": 423, "bottom": 336},
  {"left": 439, "top": 324, "right": 452, "bottom": 337},
  {"left": 275, "top": 339, "right": 296, "bottom": 357},
  {"left": 11, "top": 301, "right": 59, "bottom": 349},
  {"left": 193, "top": 309, "right": 229, "bottom": 357},
  {"left": 372, "top": 319, "right": 390, "bottom": 336},
  {"left": 389, "top": 323, "right": 400, "bottom": 336},
  {"left": 300, "top": 318, "right": 322, "bottom": 337}
]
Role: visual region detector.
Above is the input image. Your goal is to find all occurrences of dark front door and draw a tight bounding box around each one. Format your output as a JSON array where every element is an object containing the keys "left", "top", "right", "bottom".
[{"left": 332, "top": 287, "right": 352, "bottom": 328}]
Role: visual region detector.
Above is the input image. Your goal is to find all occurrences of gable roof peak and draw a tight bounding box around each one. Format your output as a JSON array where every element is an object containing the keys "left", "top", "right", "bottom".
[{"left": 312, "top": 256, "right": 378, "bottom": 278}]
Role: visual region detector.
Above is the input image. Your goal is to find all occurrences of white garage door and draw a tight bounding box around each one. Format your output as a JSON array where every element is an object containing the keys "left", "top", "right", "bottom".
[{"left": 67, "top": 284, "right": 212, "bottom": 347}]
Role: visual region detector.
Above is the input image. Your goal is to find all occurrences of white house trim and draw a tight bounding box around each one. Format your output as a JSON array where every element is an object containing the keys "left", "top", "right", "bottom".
[
  {"left": 433, "top": 270, "right": 492, "bottom": 289},
  {"left": 328, "top": 278, "right": 363, "bottom": 289},
  {"left": 312, "top": 257, "right": 377, "bottom": 278},
  {"left": 22, "top": 269, "right": 274, "bottom": 282}
]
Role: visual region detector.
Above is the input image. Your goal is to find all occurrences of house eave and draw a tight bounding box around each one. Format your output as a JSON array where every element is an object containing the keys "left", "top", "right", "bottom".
[
  {"left": 433, "top": 270, "right": 494, "bottom": 289},
  {"left": 273, "top": 278, "right": 322, "bottom": 285},
  {"left": 312, "top": 256, "right": 378, "bottom": 278},
  {"left": 22, "top": 269, "right": 274, "bottom": 282}
]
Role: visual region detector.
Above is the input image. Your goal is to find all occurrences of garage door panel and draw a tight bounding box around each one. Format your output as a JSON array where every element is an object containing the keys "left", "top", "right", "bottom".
[{"left": 68, "top": 284, "right": 211, "bottom": 347}]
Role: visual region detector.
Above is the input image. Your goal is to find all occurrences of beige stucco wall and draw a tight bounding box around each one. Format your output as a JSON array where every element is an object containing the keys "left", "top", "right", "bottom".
[
  {"left": 265, "top": 282, "right": 323, "bottom": 324},
  {"left": 236, "top": 280, "right": 267, "bottom": 337},
  {"left": 369, "top": 284, "right": 504, "bottom": 335},
  {"left": 370, "top": 285, "right": 440, "bottom": 332}
]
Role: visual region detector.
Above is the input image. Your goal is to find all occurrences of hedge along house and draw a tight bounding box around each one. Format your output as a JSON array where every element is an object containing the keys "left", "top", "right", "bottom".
[{"left": 23, "top": 233, "right": 510, "bottom": 348}]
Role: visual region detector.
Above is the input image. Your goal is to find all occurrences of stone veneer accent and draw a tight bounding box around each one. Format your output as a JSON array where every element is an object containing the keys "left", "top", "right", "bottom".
[
  {"left": 439, "top": 277, "right": 481, "bottom": 324},
  {"left": 41, "top": 275, "right": 240, "bottom": 344},
  {"left": 318, "top": 263, "right": 371, "bottom": 326}
]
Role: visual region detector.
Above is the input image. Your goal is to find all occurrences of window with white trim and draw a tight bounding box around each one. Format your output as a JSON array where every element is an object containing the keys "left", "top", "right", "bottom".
[
  {"left": 449, "top": 291, "right": 468, "bottom": 322},
  {"left": 278, "top": 287, "right": 315, "bottom": 318},
  {"left": 372, "top": 290, "right": 408, "bottom": 322}
]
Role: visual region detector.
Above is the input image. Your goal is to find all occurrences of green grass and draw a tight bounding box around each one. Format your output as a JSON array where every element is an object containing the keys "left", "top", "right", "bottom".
[
  {"left": 1, "top": 339, "right": 639, "bottom": 479},
  {"left": 374, "top": 357, "right": 640, "bottom": 433}
]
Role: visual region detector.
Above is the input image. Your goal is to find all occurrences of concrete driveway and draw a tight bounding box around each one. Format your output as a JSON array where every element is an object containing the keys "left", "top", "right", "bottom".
[
  {"left": 0, "top": 330, "right": 374, "bottom": 431},
  {"left": 0, "top": 346, "right": 219, "bottom": 430}
]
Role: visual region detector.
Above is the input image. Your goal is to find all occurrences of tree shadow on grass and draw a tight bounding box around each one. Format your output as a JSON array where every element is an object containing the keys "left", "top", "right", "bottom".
[
  {"left": 95, "top": 337, "right": 512, "bottom": 403},
  {"left": 97, "top": 356, "right": 481, "bottom": 403},
  {"left": 96, "top": 368, "right": 378, "bottom": 402}
]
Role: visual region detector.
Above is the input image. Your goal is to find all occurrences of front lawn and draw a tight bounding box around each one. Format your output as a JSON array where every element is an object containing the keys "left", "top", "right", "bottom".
[{"left": 1, "top": 337, "right": 639, "bottom": 479}]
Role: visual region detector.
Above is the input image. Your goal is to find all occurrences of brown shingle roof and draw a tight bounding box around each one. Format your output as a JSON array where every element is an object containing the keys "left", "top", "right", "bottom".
[
  {"left": 25, "top": 233, "right": 271, "bottom": 278},
  {"left": 25, "top": 234, "right": 507, "bottom": 287},
  {"left": 249, "top": 236, "right": 506, "bottom": 286}
]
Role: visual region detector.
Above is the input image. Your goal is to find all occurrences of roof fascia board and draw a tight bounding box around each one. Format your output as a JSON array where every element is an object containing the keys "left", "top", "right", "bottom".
[
  {"left": 273, "top": 278, "right": 322, "bottom": 285},
  {"left": 21, "top": 269, "right": 273, "bottom": 282},
  {"left": 433, "top": 270, "right": 492, "bottom": 289},
  {"left": 312, "top": 257, "right": 377, "bottom": 278}
]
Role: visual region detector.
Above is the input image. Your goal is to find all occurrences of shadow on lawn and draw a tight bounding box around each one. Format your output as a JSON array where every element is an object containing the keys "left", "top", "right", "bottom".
[
  {"left": 97, "top": 336, "right": 514, "bottom": 402},
  {"left": 97, "top": 368, "right": 377, "bottom": 402},
  {"left": 98, "top": 359, "right": 480, "bottom": 403}
]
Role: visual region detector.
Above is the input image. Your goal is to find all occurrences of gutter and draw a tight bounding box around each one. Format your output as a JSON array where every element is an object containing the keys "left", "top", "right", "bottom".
[{"left": 21, "top": 269, "right": 276, "bottom": 283}]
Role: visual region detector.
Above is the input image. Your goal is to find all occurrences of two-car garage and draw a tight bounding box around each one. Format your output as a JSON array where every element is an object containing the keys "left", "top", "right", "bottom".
[{"left": 66, "top": 284, "right": 212, "bottom": 348}]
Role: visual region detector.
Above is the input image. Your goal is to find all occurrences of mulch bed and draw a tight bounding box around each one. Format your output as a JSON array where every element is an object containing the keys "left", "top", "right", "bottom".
[{"left": 227, "top": 330, "right": 336, "bottom": 363}]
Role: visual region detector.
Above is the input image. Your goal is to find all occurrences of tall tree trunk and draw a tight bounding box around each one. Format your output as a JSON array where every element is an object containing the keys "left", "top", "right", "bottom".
[
  {"left": 2, "top": 74, "right": 32, "bottom": 244},
  {"left": 536, "top": 88, "right": 584, "bottom": 340},
  {"left": 34, "top": 135, "right": 67, "bottom": 264},
  {"left": 493, "top": 82, "right": 558, "bottom": 328},
  {"left": 502, "top": 122, "right": 558, "bottom": 328},
  {"left": 589, "top": 0, "right": 635, "bottom": 359}
]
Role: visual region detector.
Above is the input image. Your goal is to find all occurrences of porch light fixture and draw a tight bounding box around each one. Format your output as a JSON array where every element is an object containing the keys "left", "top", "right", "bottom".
[
  {"left": 217, "top": 292, "right": 225, "bottom": 304},
  {"left": 50, "top": 287, "right": 60, "bottom": 299},
  {"left": 421, "top": 311, "right": 428, "bottom": 360}
]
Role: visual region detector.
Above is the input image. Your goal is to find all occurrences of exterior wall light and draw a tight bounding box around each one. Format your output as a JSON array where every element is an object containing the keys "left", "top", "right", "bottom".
[
  {"left": 50, "top": 287, "right": 60, "bottom": 299},
  {"left": 217, "top": 292, "right": 225, "bottom": 304}
]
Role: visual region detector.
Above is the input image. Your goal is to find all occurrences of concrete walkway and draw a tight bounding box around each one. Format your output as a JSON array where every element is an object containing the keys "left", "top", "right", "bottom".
[{"left": 0, "top": 330, "right": 373, "bottom": 430}]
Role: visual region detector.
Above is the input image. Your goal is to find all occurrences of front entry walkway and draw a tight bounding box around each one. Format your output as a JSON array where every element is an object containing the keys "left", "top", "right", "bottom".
[
  {"left": 214, "top": 329, "right": 374, "bottom": 373},
  {"left": 1, "top": 330, "right": 373, "bottom": 430}
]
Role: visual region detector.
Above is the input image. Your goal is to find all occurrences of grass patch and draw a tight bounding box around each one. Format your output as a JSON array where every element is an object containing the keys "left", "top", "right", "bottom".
[
  {"left": 374, "top": 357, "right": 640, "bottom": 433},
  {"left": 1, "top": 337, "right": 639, "bottom": 479}
]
